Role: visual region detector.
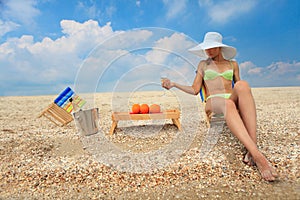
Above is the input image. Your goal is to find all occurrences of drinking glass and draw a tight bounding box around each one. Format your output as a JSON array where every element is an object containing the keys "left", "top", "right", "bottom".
[{"left": 160, "top": 75, "right": 168, "bottom": 96}]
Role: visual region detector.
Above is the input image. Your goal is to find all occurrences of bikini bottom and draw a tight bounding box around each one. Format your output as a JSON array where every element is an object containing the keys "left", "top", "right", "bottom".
[{"left": 206, "top": 93, "right": 231, "bottom": 100}]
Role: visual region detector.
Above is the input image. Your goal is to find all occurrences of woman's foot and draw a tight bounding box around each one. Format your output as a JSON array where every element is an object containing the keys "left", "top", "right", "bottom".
[
  {"left": 243, "top": 152, "right": 255, "bottom": 166},
  {"left": 254, "top": 154, "right": 278, "bottom": 181}
]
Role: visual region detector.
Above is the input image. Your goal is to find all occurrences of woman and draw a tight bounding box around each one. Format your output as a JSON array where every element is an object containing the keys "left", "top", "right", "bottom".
[{"left": 161, "top": 32, "right": 278, "bottom": 181}]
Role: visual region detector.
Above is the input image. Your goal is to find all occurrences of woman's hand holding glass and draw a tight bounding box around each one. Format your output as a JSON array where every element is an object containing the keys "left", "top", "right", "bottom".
[{"left": 161, "top": 77, "right": 172, "bottom": 90}]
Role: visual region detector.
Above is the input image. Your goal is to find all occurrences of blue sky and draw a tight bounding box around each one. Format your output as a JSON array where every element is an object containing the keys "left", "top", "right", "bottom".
[{"left": 0, "top": 0, "right": 299, "bottom": 96}]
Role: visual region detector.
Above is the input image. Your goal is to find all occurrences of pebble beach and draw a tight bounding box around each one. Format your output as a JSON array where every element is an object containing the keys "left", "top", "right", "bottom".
[{"left": 0, "top": 87, "right": 299, "bottom": 199}]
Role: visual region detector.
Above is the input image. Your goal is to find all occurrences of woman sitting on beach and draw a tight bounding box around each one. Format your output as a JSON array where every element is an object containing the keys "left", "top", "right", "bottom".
[{"left": 161, "top": 32, "right": 278, "bottom": 181}]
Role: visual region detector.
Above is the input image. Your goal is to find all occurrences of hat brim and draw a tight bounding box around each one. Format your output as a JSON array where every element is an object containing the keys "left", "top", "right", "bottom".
[{"left": 188, "top": 42, "right": 236, "bottom": 60}]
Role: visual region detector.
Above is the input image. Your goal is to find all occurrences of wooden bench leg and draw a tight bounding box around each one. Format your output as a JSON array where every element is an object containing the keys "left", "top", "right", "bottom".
[
  {"left": 172, "top": 118, "right": 181, "bottom": 130},
  {"left": 109, "top": 121, "right": 118, "bottom": 135}
]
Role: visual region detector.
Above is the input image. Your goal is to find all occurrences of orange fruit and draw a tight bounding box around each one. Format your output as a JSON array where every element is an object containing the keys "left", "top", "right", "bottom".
[
  {"left": 149, "top": 104, "right": 161, "bottom": 113},
  {"left": 140, "top": 104, "right": 149, "bottom": 114},
  {"left": 132, "top": 104, "right": 140, "bottom": 114}
]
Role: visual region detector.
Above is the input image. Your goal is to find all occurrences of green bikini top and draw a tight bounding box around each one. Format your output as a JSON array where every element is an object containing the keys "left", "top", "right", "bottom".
[
  {"left": 203, "top": 61, "right": 234, "bottom": 81},
  {"left": 204, "top": 69, "right": 233, "bottom": 81}
]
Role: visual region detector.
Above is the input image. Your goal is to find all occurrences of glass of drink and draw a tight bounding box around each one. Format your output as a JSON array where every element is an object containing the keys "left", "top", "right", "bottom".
[{"left": 160, "top": 75, "right": 168, "bottom": 96}]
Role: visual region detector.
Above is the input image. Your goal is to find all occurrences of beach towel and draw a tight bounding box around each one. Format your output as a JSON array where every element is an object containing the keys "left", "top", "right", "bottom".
[{"left": 54, "top": 87, "right": 86, "bottom": 113}]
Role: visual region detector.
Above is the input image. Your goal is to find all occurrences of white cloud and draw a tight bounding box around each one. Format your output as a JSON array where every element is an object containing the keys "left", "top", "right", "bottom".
[
  {"left": 100, "top": 29, "right": 152, "bottom": 50},
  {"left": 198, "top": 0, "right": 257, "bottom": 24},
  {"left": 144, "top": 31, "right": 198, "bottom": 86},
  {"left": 267, "top": 61, "right": 300, "bottom": 75},
  {"left": 239, "top": 60, "right": 300, "bottom": 87},
  {"left": 248, "top": 68, "right": 262, "bottom": 75},
  {"left": 35, "top": 20, "right": 115, "bottom": 55},
  {"left": 1, "top": 0, "right": 40, "bottom": 26},
  {"left": 163, "top": 0, "right": 188, "bottom": 20},
  {"left": 240, "top": 61, "right": 262, "bottom": 76},
  {"left": 146, "top": 33, "right": 191, "bottom": 62},
  {"left": 0, "top": 0, "right": 40, "bottom": 38},
  {"left": 0, "top": 20, "right": 20, "bottom": 37},
  {"left": 76, "top": 0, "right": 101, "bottom": 19},
  {"left": 104, "top": 5, "right": 117, "bottom": 20},
  {"left": 198, "top": 0, "right": 213, "bottom": 7},
  {"left": 0, "top": 20, "right": 117, "bottom": 95},
  {"left": 240, "top": 61, "right": 255, "bottom": 71},
  {"left": 136, "top": 0, "right": 141, "bottom": 7}
]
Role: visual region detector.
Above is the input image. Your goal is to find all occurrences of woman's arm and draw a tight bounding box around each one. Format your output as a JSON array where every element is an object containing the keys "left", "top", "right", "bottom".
[
  {"left": 232, "top": 61, "right": 241, "bottom": 83},
  {"left": 162, "top": 61, "right": 204, "bottom": 95}
]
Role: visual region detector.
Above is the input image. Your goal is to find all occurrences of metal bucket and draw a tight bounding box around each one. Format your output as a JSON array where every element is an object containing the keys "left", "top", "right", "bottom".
[{"left": 73, "top": 108, "right": 99, "bottom": 136}]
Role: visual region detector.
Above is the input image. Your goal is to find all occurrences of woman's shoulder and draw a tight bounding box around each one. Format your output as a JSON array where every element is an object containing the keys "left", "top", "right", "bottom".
[
  {"left": 198, "top": 59, "right": 210, "bottom": 68},
  {"left": 195, "top": 60, "right": 208, "bottom": 76},
  {"left": 229, "top": 60, "right": 239, "bottom": 68},
  {"left": 229, "top": 60, "right": 238, "bottom": 64}
]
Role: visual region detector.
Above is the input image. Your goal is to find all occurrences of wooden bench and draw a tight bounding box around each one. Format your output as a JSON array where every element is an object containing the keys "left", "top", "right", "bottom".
[{"left": 109, "top": 109, "right": 181, "bottom": 135}]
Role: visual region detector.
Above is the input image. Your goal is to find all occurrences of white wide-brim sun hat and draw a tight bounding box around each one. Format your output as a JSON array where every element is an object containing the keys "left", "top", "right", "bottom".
[{"left": 188, "top": 32, "right": 236, "bottom": 60}]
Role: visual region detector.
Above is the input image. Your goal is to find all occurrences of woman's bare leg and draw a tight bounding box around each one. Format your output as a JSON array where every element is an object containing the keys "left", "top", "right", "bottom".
[
  {"left": 230, "top": 81, "right": 257, "bottom": 165},
  {"left": 223, "top": 99, "right": 278, "bottom": 181}
]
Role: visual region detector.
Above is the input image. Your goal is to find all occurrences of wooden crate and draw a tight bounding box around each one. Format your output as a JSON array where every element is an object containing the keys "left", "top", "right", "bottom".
[{"left": 109, "top": 109, "right": 181, "bottom": 135}]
